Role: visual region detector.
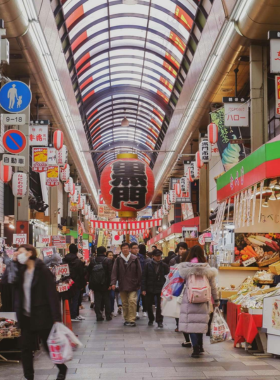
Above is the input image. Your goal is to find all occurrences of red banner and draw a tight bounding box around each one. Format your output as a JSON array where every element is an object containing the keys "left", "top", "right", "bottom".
[{"left": 90, "top": 219, "right": 162, "bottom": 231}]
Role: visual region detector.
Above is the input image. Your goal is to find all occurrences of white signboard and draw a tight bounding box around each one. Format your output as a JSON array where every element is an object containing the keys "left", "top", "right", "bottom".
[
  {"left": 270, "top": 39, "right": 280, "bottom": 73},
  {"left": 42, "top": 248, "right": 53, "bottom": 257},
  {"left": 47, "top": 148, "right": 57, "bottom": 165},
  {"left": 224, "top": 102, "right": 249, "bottom": 127},
  {"left": 3, "top": 154, "right": 25, "bottom": 167},
  {"left": 29, "top": 125, "right": 48, "bottom": 146},
  {"left": 2, "top": 114, "right": 26, "bottom": 125},
  {"left": 275, "top": 76, "right": 280, "bottom": 116},
  {"left": 39, "top": 235, "right": 51, "bottom": 244},
  {"left": 55, "top": 264, "right": 70, "bottom": 277},
  {"left": 13, "top": 233, "right": 27, "bottom": 245}
]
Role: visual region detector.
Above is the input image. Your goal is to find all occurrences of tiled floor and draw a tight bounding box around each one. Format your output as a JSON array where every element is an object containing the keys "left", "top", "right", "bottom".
[{"left": 1, "top": 303, "right": 280, "bottom": 379}]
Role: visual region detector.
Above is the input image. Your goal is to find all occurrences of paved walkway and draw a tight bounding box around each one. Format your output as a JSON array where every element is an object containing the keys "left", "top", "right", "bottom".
[{"left": 1, "top": 302, "right": 280, "bottom": 379}]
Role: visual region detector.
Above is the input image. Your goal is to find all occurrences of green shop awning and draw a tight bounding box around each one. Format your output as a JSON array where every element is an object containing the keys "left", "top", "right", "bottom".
[
  {"left": 217, "top": 138, "right": 280, "bottom": 202},
  {"left": 67, "top": 230, "right": 89, "bottom": 240}
]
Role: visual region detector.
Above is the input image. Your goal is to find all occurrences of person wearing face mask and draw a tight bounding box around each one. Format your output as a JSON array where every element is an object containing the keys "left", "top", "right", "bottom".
[{"left": 3, "top": 244, "right": 67, "bottom": 380}]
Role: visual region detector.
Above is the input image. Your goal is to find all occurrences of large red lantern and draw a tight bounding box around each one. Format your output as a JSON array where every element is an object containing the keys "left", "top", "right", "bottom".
[
  {"left": 0, "top": 161, "right": 12, "bottom": 183},
  {"left": 53, "top": 130, "right": 64, "bottom": 151},
  {"left": 100, "top": 154, "right": 154, "bottom": 218},
  {"left": 208, "top": 123, "right": 218, "bottom": 144}
]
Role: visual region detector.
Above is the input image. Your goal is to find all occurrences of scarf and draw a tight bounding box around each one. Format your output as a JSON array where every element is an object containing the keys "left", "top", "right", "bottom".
[{"left": 121, "top": 252, "right": 131, "bottom": 262}]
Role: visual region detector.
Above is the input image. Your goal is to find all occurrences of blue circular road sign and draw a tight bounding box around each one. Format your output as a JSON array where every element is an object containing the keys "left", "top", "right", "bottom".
[
  {"left": 0, "top": 81, "right": 32, "bottom": 113},
  {"left": 2, "top": 129, "right": 27, "bottom": 154}
]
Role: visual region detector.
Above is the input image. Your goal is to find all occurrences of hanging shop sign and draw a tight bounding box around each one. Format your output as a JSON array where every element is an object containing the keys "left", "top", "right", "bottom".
[
  {"left": 46, "top": 166, "right": 59, "bottom": 187},
  {"left": 3, "top": 154, "right": 25, "bottom": 167},
  {"left": 60, "top": 164, "right": 70, "bottom": 182},
  {"left": 2, "top": 114, "right": 26, "bottom": 125},
  {"left": 52, "top": 235, "right": 66, "bottom": 247},
  {"left": 100, "top": 157, "right": 154, "bottom": 215},
  {"left": 184, "top": 161, "right": 195, "bottom": 181},
  {"left": 175, "top": 182, "right": 181, "bottom": 197},
  {"left": 47, "top": 147, "right": 57, "bottom": 165},
  {"left": 0, "top": 161, "right": 12, "bottom": 183},
  {"left": 39, "top": 235, "right": 51, "bottom": 244},
  {"left": 82, "top": 240, "right": 89, "bottom": 261},
  {"left": 53, "top": 130, "right": 64, "bottom": 150},
  {"left": 64, "top": 177, "right": 73, "bottom": 193},
  {"left": 208, "top": 123, "right": 218, "bottom": 144},
  {"left": 32, "top": 147, "right": 48, "bottom": 172},
  {"left": 223, "top": 97, "right": 249, "bottom": 127},
  {"left": 13, "top": 233, "right": 27, "bottom": 245},
  {"left": 12, "top": 172, "right": 27, "bottom": 197},
  {"left": 57, "top": 145, "right": 68, "bottom": 166},
  {"left": 2, "top": 129, "right": 27, "bottom": 154},
  {"left": 91, "top": 219, "right": 162, "bottom": 230},
  {"left": 181, "top": 203, "right": 194, "bottom": 221},
  {"left": 275, "top": 76, "right": 280, "bottom": 116},
  {"left": 269, "top": 32, "right": 280, "bottom": 73},
  {"left": 217, "top": 139, "right": 280, "bottom": 201},
  {"left": 0, "top": 80, "right": 32, "bottom": 113},
  {"left": 29, "top": 125, "right": 48, "bottom": 146},
  {"left": 199, "top": 140, "right": 212, "bottom": 163},
  {"left": 210, "top": 107, "right": 245, "bottom": 171}
]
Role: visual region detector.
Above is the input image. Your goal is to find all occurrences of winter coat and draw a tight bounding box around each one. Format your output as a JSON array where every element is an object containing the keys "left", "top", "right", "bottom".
[
  {"left": 169, "top": 255, "right": 182, "bottom": 267},
  {"left": 178, "top": 262, "right": 219, "bottom": 334},
  {"left": 3, "top": 259, "right": 61, "bottom": 331},
  {"left": 137, "top": 253, "right": 149, "bottom": 272},
  {"left": 63, "top": 252, "right": 85, "bottom": 289},
  {"left": 142, "top": 259, "right": 169, "bottom": 294},
  {"left": 88, "top": 254, "right": 113, "bottom": 291},
  {"left": 111, "top": 254, "right": 142, "bottom": 292}
]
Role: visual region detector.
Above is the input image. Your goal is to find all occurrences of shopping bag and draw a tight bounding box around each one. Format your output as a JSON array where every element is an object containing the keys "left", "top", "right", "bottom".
[
  {"left": 161, "top": 296, "right": 181, "bottom": 318},
  {"left": 210, "top": 307, "right": 232, "bottom": 344},
  {"left": 161, "top": 266, "right": 184, "bottom": 299},
  {"left": 47, "top": 322, "right": 82, "bottom": 364}
]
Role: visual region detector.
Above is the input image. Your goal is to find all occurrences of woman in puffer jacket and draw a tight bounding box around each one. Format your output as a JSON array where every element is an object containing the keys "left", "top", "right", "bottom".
[{"left": 178, "top": 245, "right": 219, "bottom": 358}]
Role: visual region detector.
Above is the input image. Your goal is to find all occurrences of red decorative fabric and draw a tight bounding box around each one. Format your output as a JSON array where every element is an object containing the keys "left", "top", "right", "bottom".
[{"left": 234, "top": 313, "right": 263, "bottom": 346}]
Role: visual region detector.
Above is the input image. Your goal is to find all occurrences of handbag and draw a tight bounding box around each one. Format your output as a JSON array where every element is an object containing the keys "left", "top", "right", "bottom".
[{"left": 161, "top": 296, "right": 181, "bottom": 319}]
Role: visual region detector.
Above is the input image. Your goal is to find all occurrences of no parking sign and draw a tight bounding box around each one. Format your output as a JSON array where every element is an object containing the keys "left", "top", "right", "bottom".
[{"left": 2, "top": 129, "right": 27, "bottom": 154}]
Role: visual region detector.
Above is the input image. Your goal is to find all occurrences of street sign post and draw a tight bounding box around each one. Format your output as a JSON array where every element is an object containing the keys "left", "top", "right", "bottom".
[
  {"left": 2, "top": 129, "right": 27, "bottom": 154},
  {"left": 3, "top": 154, "right": 25, "bottom": 167},
  {"left": 0, "top": 81, "right": 32, "bottom": 113},
  {"left": 2, "top": 114, "right": 26, "bottom": 125}
]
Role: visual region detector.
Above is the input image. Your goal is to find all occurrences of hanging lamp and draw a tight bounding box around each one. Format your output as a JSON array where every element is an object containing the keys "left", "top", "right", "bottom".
[{"left": 121, "top": 109, "right": 129, "bottom": 127}]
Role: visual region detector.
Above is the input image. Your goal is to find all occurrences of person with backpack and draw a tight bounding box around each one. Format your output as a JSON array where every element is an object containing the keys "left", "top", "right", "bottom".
[
  {"left": 63, "top": 244, "right": 85, "bottom": 322},
  {"left": 88, "top": 246, "right": 113, "bottom": 322},
  {"left": 178, "top": 245, "right": 219, "bottom": 358},
  {"left": 142, "top": 249, "right": 169, "bottom": 328},
  {"left": 111, "top": 242, "right": 142, "bottom": 327}
]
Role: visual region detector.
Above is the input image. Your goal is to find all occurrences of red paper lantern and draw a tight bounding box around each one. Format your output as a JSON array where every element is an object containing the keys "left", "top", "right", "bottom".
[
  {"left": 60, "top": 164, "right": 70, "bottom": 182},
  {"left": 187, "top": 168, "right": 194, "bottom": 183},
  {"left": 175, "top": 182, "right": 181, "bottom": 197},
  {"left": 208, "top": 123, "right": 218, "bottom": 144},
  {"left": 100, "top": 157, "right": 154, "bottom": 215},
  {"left": 0, "top": 161, "right": 12, "bottom": 183},
  {"left": 196, "top": 151, "right": 204, "bottom": 169},
  {"left": 53, "top": 130, "right": 64, "bottom": 151}
]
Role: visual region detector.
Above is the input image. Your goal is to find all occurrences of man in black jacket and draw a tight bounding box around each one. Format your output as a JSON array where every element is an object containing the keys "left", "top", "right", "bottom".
[
  {"left": 142, "top": 249, "right": 169, "bottom": 328},
  {"left": 88, "top": 246, "right": 113, "bottom": 321},
  {"left": 63, "top": 244, "right": 85, "bottom": 322}
]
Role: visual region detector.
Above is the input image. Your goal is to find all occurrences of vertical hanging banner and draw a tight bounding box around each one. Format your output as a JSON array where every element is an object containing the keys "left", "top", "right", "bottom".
[
  {"left": 47, "top": 147, "right": 57, "bottom": 165},
  {"left": 46, "top": 166, "right": 59, "bottom": 186},
  {"left": 275, "top": 75, "right": 280, "bottom": 116},
  {"left": 32, "top": 147, "right": 48, "bottom": 172},
  {"left": 269, "top": 31, "right": 280, "bottom": 73}
]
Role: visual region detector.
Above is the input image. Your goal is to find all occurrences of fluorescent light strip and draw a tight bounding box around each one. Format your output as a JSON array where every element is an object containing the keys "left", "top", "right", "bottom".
[
  {"left": 155, "top": 0, "right": 248, "bottom": 188},
  {"left": 20, "top": 0, "right": 98, "bottom": 203}
]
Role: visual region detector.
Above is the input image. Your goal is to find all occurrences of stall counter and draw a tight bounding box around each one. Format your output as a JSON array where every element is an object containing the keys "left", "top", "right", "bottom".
[{"left": 218, "top": 267, "right": 268, "bottom": 288}]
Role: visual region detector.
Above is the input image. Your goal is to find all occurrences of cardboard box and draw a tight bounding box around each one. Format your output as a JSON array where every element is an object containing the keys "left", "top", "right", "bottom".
[
  {"left": 269, "top": 261, "right": 280, "bottom": 275},
  {"left": 220, "top": 290, "right": 238, "bottom": 299}
]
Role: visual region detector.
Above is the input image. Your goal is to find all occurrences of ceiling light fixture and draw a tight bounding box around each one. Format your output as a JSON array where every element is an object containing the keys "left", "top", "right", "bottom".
[
  {"left": 269, "top": 191, "right": 277, "bottom": 201},
  {"left": 262, "top": 197, "right": 269, "bottom": 208},
  {"left": 121, "top": 109, "right": 130, "bottom": 127},
  {"left": 9, "top": 223, "right": 15, "bottom": 229}
]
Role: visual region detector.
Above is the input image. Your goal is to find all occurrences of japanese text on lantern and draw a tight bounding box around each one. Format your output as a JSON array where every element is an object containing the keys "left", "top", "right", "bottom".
[
  {"left": 17, "top": 173, "right": 24, "bottom": 197},
  {"left": 110, "top": 161, "right": 148, "bottom": 210}
]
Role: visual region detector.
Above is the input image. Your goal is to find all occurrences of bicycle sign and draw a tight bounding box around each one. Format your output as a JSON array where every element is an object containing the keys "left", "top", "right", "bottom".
[{"left": 13, "top": 234, "right": 27, "bottom": 245}]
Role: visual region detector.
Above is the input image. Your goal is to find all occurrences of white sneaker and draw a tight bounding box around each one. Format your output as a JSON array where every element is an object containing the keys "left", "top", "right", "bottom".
[
  {"left": 71, "top": 317, "right": 81, "bottom": 322},
  {"left": 143, "top": 312, "right": 147, "bottom": 317},
  {"left": 77, "top": 315, "right": 85, "bottom": 320},
  {"left": 136, "top": 312, "right": 140, "bottom": 320}
]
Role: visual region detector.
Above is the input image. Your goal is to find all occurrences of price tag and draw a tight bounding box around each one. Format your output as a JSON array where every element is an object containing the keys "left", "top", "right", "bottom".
[
  {"left": 13, "top": 234, "right": 27, "bottom": 245},
  {"left": 243, "top": 257, "right": 256, "bottom": 267},
  {"left": 42, "top": 248, "right": 53, "bottom": 257},
  {"left": 39, "top": 235, "right": 51, "bottom": 244},
  {"left": 2, "top": 114, "right": 26, "bottom": 125},
  {"left": 57, "top": 284, "right": 69, "bottom": 293},
  {"left": 55, "top": 264, "right": 70, "bottom": 277}
]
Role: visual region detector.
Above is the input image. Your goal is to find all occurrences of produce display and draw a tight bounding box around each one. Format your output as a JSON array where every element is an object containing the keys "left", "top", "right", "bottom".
[
  {"left": 253, "top": 271, "right": 274, "bottom": 284},
  {"left": 0, "top": 318, "right": 20, "bottom": 338},
  {"left": 235, "top": 233, "right": 280, "bottom": 266}
]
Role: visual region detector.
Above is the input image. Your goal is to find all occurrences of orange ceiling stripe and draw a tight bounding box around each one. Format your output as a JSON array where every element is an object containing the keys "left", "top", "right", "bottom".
[
  {"left": 151, "top": 118, "right": 161, "bottom": 130},
  {"left": 83, "top": 89, "right": 95, "bottom": 102},
  {"left": 87, "top": 109, "right": 98, "bottom": 120},
  {"left": 156, "top": 90, "right": 169, "bottom": 104},
  {"left": 77, "top": 61, "right": 90, "bottom": 76},
  {"left": 153, "top": 108, "right": 164, "bottom": 121},
  {"left": 72, "top": 30, "right": 87, "bottom": 52},
  {"left": 175, "top": 6, "right": 194, "bottom": 32},
  {"left": 80, "top": 76, "right": 93, "bottom": 91},
  {"left": 162, "top": 61, "right": 177, "bottom": 78},
  {"left": 92, "top": 135, "right": 101, "bottom": 144},
  {"left": 66, "top": 4, "right": 84, "bottom": 29},
  {"left": 90, "top": 126, "right": 100, "bottom": 138},
  {"left": 165, "top": 53, "right": 180, "bottom": 69},
  {"left": 89, "top": 119, "right": 99, "bottom": 130},
  {"left": 159, "top": 77, "right": 173, "bottom": 91},
  {"left": 94, "top": 141, "right": 102, "bottom": 149},
  {"left": 76, "top": 52, "right": 90, "bottom": 70},
  {"left": 169, "top": 31, "right": 186, "bottom": 54},
  {"left": 149, "top": 127, "right": 159, "bottom": 138}
]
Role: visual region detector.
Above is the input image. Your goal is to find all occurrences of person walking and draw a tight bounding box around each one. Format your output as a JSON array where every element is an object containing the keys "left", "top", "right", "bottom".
[
  {"left": 142, "top": 249, "right": 169, "bottom": 328},
  {"left": 106, "top": 250, "right": 116, "bottom": 316},
  {"left": 137, "top": 244, "right": 149, "bottom": 318},
  {"left": 111, "top": 242, "right": 142, "bottom": 327},
  {"left": 63, "top": 244, "right": 85, "bottom": 322},
  {"left": 178, "top": 245, "right": 219, "bottom": 358},
  {"left": 163, "top": 250, "right": 176, "bottom": 265},
  {"left": 3, "top": 244, "right": 67, "bottom": 380},
  {"left": 88, "top": 246, "right": 113, "bottom": 321},
  {"left": 169, "top": 242, "right": 188, "bottom": 267}
]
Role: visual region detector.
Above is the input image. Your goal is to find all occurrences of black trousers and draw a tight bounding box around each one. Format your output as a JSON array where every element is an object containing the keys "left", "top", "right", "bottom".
[
  {"left": 21, "top": 315, "right": 66, "bottom": 380},
  {"left": 69, "top": 287, "right": 80, "bottom": 319},
  {"left": 146, "top": 293, "right": 163, "bottom": 324},
  {"left": 137, "top": 292, "right": 147, "bottom": 312},
  {"left": 94, "top": 290, "right": 111, "bottom": 319}
]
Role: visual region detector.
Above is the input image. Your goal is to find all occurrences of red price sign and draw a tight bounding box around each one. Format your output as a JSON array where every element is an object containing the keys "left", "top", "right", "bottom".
[
  {"left": 39, "top": 235, "right": 51, "bottom": 244},
  {"left": 55, "top": 264, "right": 70, "bottom": 277},
  {"left": 13, "top": 234, "right": 27, "bottom": 245},
  {"left": 42, "top": 248, "right": 53, "bottom": 257},
  {"left": 57, "top": 284, "right": 69, "bottom": 293}
]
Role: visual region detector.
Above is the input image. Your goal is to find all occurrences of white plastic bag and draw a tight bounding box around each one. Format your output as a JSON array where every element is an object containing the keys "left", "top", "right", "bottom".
[
  {"left": 161, "top": 296, "right": 181, "bottom": 318},
  {"left": 210, "top": 307, "right": 232, "bottom": 344},
  {"left": 47, "top": 323, "right": 82, "bottom": 364}
]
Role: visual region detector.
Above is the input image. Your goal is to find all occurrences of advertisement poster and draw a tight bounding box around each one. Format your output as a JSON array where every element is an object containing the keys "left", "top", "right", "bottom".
[
  {"left": 46, "top": 166, "right": 59, "bottom": 187},
  {"left": 181, "top": 203, "right": 194, "bottom": 220},
  {"left": 210, "top": 108, "right": 247, "bottom": 171},
  {"left": 29, "top": 125, "right": 48, "bottom": 146},
  {"left": 272, "top": 299, "right": 280, "bottom": 329},
  {"left": 32, "top": 147, "right": 48, "bottom": 172},
  {"left": 82, "top": 240, "right": 89, "bottom": 261}
]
